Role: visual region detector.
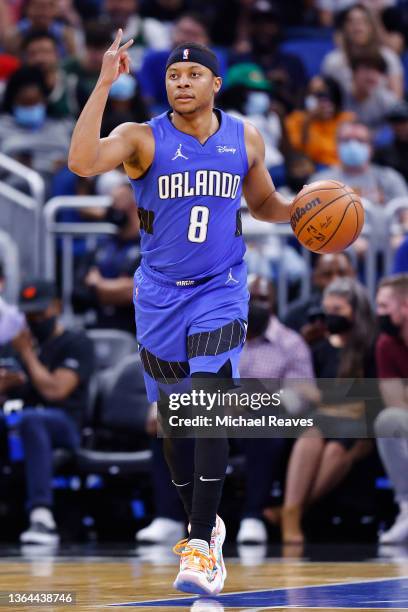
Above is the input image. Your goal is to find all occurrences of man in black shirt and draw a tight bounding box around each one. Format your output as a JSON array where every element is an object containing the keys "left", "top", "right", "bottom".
[{"left": 7, "top": 279, "right": 95, "bottom": 545}]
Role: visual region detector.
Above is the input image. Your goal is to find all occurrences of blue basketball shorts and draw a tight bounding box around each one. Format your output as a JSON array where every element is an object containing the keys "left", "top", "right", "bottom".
[{"left": 133, "top": 260, "right": 249, "bottom": 402}]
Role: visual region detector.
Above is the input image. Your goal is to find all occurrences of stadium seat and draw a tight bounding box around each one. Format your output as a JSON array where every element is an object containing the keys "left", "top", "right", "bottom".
[
  {"left": 86, "top": 329, "right": 138, "bottom": 372},
  {"left": 280, "top": 38, "right": 335, "bottom": 78},
  {"left": 76, "top": 354, "right": 152, "bottom": 476}
]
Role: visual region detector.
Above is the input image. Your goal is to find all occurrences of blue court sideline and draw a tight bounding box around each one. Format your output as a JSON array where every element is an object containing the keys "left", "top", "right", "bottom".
[{"left": 110, "top": 576, "right": 408, "bottom": 608}]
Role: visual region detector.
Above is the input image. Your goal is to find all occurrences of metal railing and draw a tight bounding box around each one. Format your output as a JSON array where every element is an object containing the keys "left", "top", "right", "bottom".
[
  {"left": 0, "top": 153, "right": 45, "bottom": 275},
  {"left": 42, "top": 195, "right": 408, "bottom": 319},
  {"left": 0, "top": 230, "right": 20, "bottom": 304},
  {"left": 43, "top": 196, "right": 114, "bottom": 320}
]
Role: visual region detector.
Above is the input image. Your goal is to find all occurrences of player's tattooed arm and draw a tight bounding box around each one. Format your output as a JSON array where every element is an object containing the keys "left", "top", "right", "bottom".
[{"left": 243, "top": 122, "right": 292, "bottom": 223}]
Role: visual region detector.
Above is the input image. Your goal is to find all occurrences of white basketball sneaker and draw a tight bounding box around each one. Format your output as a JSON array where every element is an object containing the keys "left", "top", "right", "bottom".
[
  {"left": 173, "top": 515, "right": 227, "bottom": 595},
  {"left": 379, "top": 508, "right": 408, "bottom": 544},
  {"left": 173, "top": 538, "right": 221, "bottom": 595}
]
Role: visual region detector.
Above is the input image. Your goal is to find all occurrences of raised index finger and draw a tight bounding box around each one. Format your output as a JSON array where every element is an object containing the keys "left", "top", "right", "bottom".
[{"left": 111, "top": 28, "right": 123, "bottom": 50}]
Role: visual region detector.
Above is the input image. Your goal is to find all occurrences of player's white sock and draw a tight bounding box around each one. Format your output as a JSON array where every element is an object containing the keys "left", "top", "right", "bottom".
[{"left": 30, "top": 507, "right": 56, "bottom": 529}]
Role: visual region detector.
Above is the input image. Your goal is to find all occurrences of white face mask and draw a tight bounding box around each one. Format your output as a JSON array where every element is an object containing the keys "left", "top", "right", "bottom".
[
  {"left": 244, "top": 91, "right": 270, "bottom": 116},
  {"left": 305, "top": 95, "right": 318, "bottom": 111}
]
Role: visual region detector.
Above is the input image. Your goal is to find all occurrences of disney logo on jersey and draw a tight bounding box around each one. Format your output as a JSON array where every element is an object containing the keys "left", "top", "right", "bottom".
[{"left": 216, "top": 145, "right": 236, "bottom": 154}]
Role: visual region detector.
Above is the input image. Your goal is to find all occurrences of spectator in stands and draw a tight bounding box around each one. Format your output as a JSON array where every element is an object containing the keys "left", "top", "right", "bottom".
[
  {"left": 375, "top": 274, "right": 408, "bottom": 544},
  {"left": 236, "top": 275, "right": 316, "bottom": 544},
  {"left": 4, "top": 0, "right": 79, "bottom": 58},
  {"left": 101, "top": 72, "right": 149, "bottom": 137},
  {"left": 233, "top": 0, "right": 307, "bottom": 111},
  {"left": 219, "top": 63, "right": 284, "bottom": 177},
  {"left": 4, "top": 279, "right": 95, "bottom": 544},
  {"left": 282, "top": 277, "right": 377, "bottom": 543},
  {"left": 0, "top": 263, "right": 25, "bottom": 346},
  {"left": 0, "top": 66, "right": 72, "bottom": 188},
  {"left": 286, "top": 75, "right": 355, "bottom": 167},
  {"left": 72, "top": 181, "right": 141, "bottom": 334},
  {"left": 311, "top": 121, "right": 408, "bottom": 206},
  {"left": 99, "top": 0, "right": 168, "bottom": 69},
  {"left": 137, "top": 12, "right": 225, "bottom": 114},
  {"left": 321, "top": 4, "right": 404, "bottom": 98},
  {"left": 318, "top": 1, "right": 405, "bottom": 53},
  {"left": 284, "top": 252, "right": 356, "bottom": 341},
  {"left": 140, "top": 0, "right": 188, "bottom": 21},
  {"left": 63, "top": 22, "right": 112, "bottom": 116},
  {"left": 22, "top": 30, "right": 72, "bottom": 119},
  {"left": 344, "top": 53, "right": 399, "bottom": 131},
  {"left": 281, "top": 153, "right": 315, "bottom": 198},
  {"left": 374, "top": 100, "right": 408, "bottom": 182}
]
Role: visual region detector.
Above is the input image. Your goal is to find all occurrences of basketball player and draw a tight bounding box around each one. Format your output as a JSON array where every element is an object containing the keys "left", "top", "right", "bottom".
[{"left": 69, "top": 30, "right": 292, "bottom": 595}]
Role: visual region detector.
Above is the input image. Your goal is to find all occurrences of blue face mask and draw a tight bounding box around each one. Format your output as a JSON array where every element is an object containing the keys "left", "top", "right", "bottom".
[
  {"left": 13, "top": 104, "right": 46, "bottom": 129},
  {"left": 338, "top": 140, "right": 370, "bottom": 167},
  {"left": 244, "top": 91, "right": 270, "bottom": 116},
  {"left": 109, "top": 74, "right": 136, "bottom": 101}
]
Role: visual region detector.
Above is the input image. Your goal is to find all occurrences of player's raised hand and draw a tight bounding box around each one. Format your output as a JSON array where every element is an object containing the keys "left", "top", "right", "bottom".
[{"left": 99, "top": 28, "right": 133, "bottom": 86}]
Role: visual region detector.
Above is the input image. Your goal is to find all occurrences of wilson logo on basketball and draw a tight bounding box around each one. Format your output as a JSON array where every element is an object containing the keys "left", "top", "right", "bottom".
[{"left": 290, "top": 197, "right": 321, "bottom": 232}]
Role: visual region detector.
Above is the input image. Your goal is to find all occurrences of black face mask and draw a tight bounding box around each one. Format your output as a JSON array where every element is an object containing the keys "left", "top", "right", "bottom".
[
  {"left": 378, "top": 314, "right": 401, "bottom": 337},
  {"left": 326, "top": 314, "right": 353, "bottom": 334},
  {"left": 247, "top": 301, "right": 270, "bottom": 338},
  {"left": 28, "top": 316, "right": 56, "bottom": 344},
  {"left": 105, "top": 206, "right": 128, "bottom": 228}
]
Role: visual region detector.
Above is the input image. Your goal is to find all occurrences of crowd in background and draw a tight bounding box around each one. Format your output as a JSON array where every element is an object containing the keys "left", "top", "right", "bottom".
[{"left": 0, "top": 0, "right": 407, "bottom": 548}]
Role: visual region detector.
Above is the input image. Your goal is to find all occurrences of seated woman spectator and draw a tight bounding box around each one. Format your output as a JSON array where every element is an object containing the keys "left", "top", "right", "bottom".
[
  {"left": 0, "top": 66, "right": 73, "bottom": 190},
  {"left": 4, "top": 0, "right": 80, "bottom": 58},
  {"left": 281, "top": 277, "right": 377, "bottom": 543},
  {"left": 321, "top": 4, "right": 404, "bottom": 98},
  {"left": 286, "top": 76, "right": 355, "bottom": 167},
  {"left": 317, "top": 0, "right": 405, "bottom": 53}
]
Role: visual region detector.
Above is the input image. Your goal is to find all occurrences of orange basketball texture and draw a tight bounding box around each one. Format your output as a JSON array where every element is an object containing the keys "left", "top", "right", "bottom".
[{"left": 289, "top": 180, "right": 365, "bottom": 254}]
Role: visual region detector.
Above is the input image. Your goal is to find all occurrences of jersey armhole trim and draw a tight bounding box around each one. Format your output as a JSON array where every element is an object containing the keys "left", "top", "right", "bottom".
[{"left": 238, "top": 119, "right": 249, "bottom": 176}]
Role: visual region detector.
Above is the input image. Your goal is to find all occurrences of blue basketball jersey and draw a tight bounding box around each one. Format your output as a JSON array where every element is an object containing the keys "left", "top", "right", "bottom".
[{"left": 128, "top": 109, "right": 248, "bottom": 280}]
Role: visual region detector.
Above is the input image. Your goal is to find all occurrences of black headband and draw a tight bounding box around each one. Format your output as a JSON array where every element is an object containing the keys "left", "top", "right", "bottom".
[{"left": 166, "top": 44, "right": 220, "bottom": 76}]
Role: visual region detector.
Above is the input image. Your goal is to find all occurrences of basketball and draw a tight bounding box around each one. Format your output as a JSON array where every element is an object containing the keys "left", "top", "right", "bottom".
[{"left": 290, "top": 180, "right": 365, "bottom": 254}]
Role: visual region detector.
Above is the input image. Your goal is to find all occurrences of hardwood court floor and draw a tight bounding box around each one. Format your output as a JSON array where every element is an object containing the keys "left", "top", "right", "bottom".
[{"left": 0, "top": 544, "right": 407, "bottom": 611}]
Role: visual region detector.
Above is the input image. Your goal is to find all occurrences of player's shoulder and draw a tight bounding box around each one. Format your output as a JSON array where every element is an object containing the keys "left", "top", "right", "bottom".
[{"left": 111, "top": 121, "right": 153, "bottom": 142}]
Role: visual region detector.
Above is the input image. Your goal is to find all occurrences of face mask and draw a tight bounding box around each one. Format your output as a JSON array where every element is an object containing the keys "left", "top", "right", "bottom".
[
  {"left": 326, "top": 313, "right": 353, "bottom": 334},
  {"left": 247, "top": 301, "right": 270, "bottom": 338},
  {"left": 109, "top": 74, "right": 136, "bottom": 101},
  {"left": 305, "top": 95, "right": 318, "bottom": 112},
  {"left": 244, "top": 91, "right": 270, "bottom": 116},
  {"left": 378, "top": 314, "right": 401, "bottom": 337},
  {"left": 106, "top": 206, "right": 128, "bottom": 228},
  {"left": 13, "top": 104, "right": 46, "bottom": 129},
  {"left": 28, "top": 315, "right": 56, "bottom": 344},
  {"left": 338, "top": 140, "right": 370, "bottom": 167}
]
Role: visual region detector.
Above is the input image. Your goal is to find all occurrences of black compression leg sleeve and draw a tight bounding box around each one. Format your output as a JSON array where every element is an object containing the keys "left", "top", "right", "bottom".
[
  {"left": 158, "top": 394, "right": 195, "bottom": 520},
  {"left": 188, "top": 361, "right": 231, "bottom": 544}
]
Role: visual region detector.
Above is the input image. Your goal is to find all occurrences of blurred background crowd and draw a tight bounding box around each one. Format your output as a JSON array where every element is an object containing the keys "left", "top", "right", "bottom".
[{"left": 0, "top": 0, "right": 407, "bottom": 552}]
